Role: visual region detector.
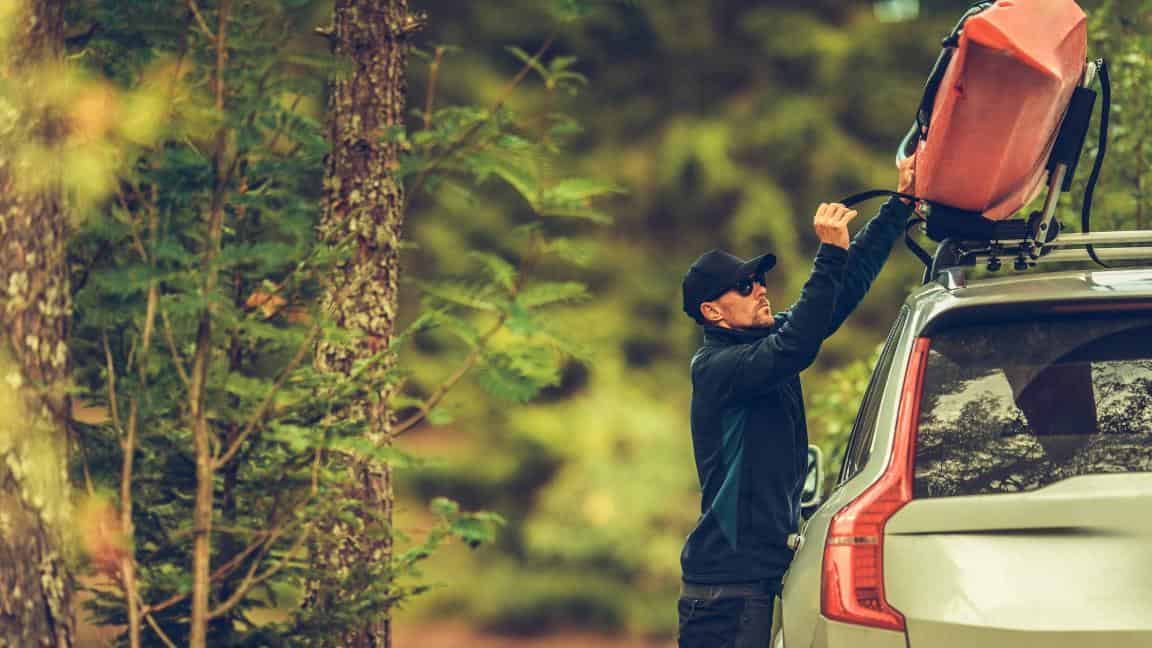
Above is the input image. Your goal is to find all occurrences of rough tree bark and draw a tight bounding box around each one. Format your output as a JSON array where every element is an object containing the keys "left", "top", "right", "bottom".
[
  {"left": 0, "top": 0, "right": 75, "bottom": 646},
  {"left": 308, "top": 1, "right": 412, "bottom": 646}
]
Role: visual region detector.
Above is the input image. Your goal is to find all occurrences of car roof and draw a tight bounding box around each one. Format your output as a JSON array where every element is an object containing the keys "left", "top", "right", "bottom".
[{"left": 904, "top": 267, "right": 1152, "bottom": 333}]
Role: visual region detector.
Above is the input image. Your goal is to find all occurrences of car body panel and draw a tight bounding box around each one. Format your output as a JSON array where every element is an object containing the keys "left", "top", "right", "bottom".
[
  {"left": 780, "top": 310, "right": 921, "bottom": 647},
  {"left": 814, "top": 619, "right": 906, "bottom": 648},
  {"left": 779, "top": 267, "right": 1152, "bottom": 647},
  {"left": 886, "top": 475, "right": 1152, "bottom": 647}
]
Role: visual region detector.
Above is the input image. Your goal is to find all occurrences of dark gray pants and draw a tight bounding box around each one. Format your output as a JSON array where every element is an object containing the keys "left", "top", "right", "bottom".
[{"left": 677, "top": 581, "right": 777, "bottom": 648}]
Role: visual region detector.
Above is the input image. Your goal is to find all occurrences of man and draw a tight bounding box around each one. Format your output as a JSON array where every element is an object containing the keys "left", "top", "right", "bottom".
[{"left": 677, "top": 166, "right": 914, "bottom": 647}]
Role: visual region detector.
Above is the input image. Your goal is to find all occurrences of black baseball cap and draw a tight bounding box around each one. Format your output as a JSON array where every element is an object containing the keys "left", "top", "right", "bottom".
[{"left": 682, "top": 249, "right": 777, "bottom": 323}]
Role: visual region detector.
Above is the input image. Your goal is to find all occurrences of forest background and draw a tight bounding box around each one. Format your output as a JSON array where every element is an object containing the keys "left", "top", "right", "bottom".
[
  {"left": 386, "top": 0, "right": 1147, "bottom": 640},
  {"left": 0, "top": 0, "right": 1148, "bottom": 645}
]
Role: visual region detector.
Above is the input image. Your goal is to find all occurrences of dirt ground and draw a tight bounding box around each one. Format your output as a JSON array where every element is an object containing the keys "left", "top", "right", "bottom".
[
  {"left": 76, "top": 583, "right": 673, "bottom": 648},
  {"left": 77, "top": 618, "right": 674, "bottom": 647},
  {"left": 393, "top": 624, "right": 674, "bottom": 648}
]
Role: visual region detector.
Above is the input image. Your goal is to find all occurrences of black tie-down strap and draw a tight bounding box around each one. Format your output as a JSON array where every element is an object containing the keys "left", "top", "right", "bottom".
[
  {"left": 904, "top": 215, "right": 933, "bottom": 267},
  {"left": 1082, "top": 59, "right": 1111, "bottom": 268},
  {"left": 839, "top": 189, "right": 918, "bottom": 208},
  {"left": 837, "top": 189, "right": 934, "bottom": 268}
]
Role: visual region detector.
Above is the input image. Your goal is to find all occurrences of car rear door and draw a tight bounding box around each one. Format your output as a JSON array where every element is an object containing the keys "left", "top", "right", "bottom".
[{"left": 884, "top": 313, "right": 1152, "bottom": 648}]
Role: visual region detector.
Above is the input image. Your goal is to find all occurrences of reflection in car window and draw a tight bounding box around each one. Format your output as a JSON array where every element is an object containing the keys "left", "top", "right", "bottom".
[{"left": 914, "top": 316, "right": 1152, "bottom": 498}]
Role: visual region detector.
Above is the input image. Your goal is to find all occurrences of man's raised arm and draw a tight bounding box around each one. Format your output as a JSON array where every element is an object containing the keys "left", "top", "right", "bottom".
[{"left": 825, "top": 197, "right": 912, "bottom": 337}]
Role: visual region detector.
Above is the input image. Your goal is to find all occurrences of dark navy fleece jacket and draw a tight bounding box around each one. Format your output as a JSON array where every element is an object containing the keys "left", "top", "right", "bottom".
[{"left": 680, "top": 198, "right": 911, "bottom": 585}]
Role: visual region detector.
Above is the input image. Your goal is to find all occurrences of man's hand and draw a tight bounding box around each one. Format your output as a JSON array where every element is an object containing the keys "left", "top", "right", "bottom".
[
  {"left": 814, "top": 202, "right": 857, "bottom": 250},
  {"left": 897, "top": 154, "right": 916, "bottom": 204}
]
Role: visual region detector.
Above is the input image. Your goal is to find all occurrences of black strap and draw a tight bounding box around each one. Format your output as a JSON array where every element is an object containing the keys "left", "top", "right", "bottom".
[
  {"left": 1083, "top": 59, "right": 1110, "bottom": 268},
  {"left": 905, "top": 215, "right": 933, "bottom": 268},
  {"left": 835, "top": 189, "right": 933, "bottom": 269},
  {"left": 839, "top": 189, "right": 919, "bottom": 208}
]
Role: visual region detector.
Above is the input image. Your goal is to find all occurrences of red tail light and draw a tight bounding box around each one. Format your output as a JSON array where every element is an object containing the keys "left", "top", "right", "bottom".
[{"left": 820, "top": 337, "right": 930, "bottom": 632}]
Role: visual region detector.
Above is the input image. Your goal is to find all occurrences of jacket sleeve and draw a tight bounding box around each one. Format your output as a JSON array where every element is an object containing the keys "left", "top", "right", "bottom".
[
  {"left": 824, "top": 197, "right": 911, "bottom": 337},
  {"left": 714, "top": 244, "right": 848, "bottom": 399}
]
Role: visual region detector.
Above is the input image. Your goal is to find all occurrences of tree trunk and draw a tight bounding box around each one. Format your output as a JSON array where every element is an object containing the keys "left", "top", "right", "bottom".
[
  {"left": 0, "top": 1, "right": 74, "bottom": 646},
  {"left": 309, "top": 1, "right": 410, "bottom": 646},
  {"left": 189, "top": 3, "right": 234, "bottom": 646}
]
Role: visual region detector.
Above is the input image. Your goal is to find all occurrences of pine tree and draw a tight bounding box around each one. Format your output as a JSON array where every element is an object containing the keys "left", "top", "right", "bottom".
[
  {"left": 64, "top": 1, "right": 607, "bottom": 643},
  {"left": 306, "top": 1, "right": 413, "bottom": 645},
  {"left": 0, "top": 0, "right": 75, "bottom": 645}
]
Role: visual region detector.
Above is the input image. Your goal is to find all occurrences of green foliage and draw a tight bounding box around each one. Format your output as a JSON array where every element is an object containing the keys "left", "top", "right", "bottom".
[
  {"left": 1061, "top": 0, "right": 1152, "bottom": 231},
  {"left": 69, "top": 4, "right": 346, "bottom": 643},
  {"left": 808, "top": 346, "right": 883, "bottom": 483},
  {"left": 64, "top": 0, "right": 612, "bottom": 643},
  {"left": 394, "top": 2, "right": 953, "bottom": 638},
  {"left": 408, "top": 97, "right": 623, "bottom": 223},
  {"left": 397, "top": 1, "right": 1152, "bottom": 640},
  {"left": 507, "top": 47, "right": 589, "bottom": 94},
  {"left": 58, "top": 0, "right": 1152, "bottom": 643},
  {"left": 427, "top": 497, "right": 507, "bottom": 549},
  {"left": 426, "top": 556, "right": 629, "bottom": 634}
]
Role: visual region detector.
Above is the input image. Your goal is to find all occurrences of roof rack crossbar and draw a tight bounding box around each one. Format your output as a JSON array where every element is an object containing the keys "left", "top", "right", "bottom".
[
  {"left": 927, "top": 230, "right": 1152, "bottom": 280},
  {"left": 1029, "top": 246, "right": 1152, "bottom": 265},
  {"left": 1041, "top": 230, "right": 1152, "bottom": 247}
]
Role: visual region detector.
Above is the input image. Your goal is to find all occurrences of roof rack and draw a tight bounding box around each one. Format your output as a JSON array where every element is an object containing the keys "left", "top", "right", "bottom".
[{"left": 929, "top": 229, "right": 1152, "bottom": 287}]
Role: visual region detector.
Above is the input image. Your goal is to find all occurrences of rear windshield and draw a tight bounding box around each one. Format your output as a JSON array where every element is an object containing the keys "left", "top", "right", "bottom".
[{"left": 914, "top": 315, "right": 1152, "bottom": 498}]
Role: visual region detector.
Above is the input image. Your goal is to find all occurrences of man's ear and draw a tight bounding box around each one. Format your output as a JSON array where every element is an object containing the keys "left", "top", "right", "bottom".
[{"left": 700, "top": 301, "right": 723, "bottom": 324}]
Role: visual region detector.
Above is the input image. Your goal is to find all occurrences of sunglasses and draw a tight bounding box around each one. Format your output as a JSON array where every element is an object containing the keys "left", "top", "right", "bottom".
[{"left": 732, "top": 272, "right": 768, "bottom": 297}]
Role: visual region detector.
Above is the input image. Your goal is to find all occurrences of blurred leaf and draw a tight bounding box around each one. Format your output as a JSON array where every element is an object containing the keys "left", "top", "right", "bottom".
[
  {"left": 518, "top": 282, "right": 589, "bottom": 308},
  {"left": 468, "top": 251, "right": 518, "bottom": 291},
  {"left": 327, "top": 437, "right": 418, "bottom": 469},
  {"left": 465, "top": 149, "right": 541, "bottom": 206},
  {"left": 416, "top": 279, "right": 501, "bottom": 312},
  {"left": 475, "top": 346, "right": 561, "bottom": 403},
  {"left": 430, "top": 497, "right": 460, "bottom": 517},
  {"left": 545, "top": 177, "right": 624, "bottom": 204},
  {"left": 427, "top": 407, "right": 455, "bottom": 425},
  {"left": 505, "top": 46, "right": 549, "bottom": 80},
  {"left": 267, "top": 422, "right": 319, "bottom": 453}
]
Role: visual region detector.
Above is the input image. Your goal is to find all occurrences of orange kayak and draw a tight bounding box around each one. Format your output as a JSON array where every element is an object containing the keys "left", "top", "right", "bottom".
[{"left": 910, "top": 0, "right": 1087, "bottom": 221}]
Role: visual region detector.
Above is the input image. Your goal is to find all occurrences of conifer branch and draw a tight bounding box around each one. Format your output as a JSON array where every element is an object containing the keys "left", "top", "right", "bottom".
[
  {"left": 209, "top": 526, "right": 312, "bottom": 619},
  {"left": 103, "top": 329, "right": 141, "bottom": 646},
  {"left": 121, "top": 281, "right": 155, "bottom": 648},
  {"left": 143, "top": 608, "right": 178, "bottom": 648},
  {"left": 422, "top": 46, "right": 444, "bottom": 131},
  {"left": 102, "top": 333, "right": 124, "bottom": 437},
  {"left": 214, "top": 326, "right": 318, "bottom": 468},
  {"left": 142, "top": 521, "right": 291, "bottom": 616},
  {"left": 115, "top": 188, "right": 150, "bottom": 263},
  {"left": 186, "top": 0, "right": 216, "bottom": 42},
  {"left": 406, "top": 34, "right": 556, "bottom": 207},
  {"left": 393, "top": 316, "right": 506, "bottom": 437},
  {"left": 164, "top": 25, "right": 191, "bottom": 120},
  {"left": 158, "top": 308, "right": 192, "bottom": 388}
]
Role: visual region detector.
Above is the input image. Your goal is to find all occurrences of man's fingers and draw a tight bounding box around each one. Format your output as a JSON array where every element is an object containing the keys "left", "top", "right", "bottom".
[
  {"left": 827, "top": 205, "right": 854, "bottom": 224},
  {"left": 898, "top": 155, "right": 917, "bottom": 195},
  {"left": 817, "top": 202, "right": 849, "bottom": 223}
]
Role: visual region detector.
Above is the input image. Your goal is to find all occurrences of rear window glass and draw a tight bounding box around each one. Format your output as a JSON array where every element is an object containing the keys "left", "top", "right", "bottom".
[{"left": 914, "top": 315, "right": 1152, "bottom": 498}]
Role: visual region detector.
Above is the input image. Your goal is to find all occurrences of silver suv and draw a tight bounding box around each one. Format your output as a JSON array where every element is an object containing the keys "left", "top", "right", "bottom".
[{"left": 780, "top": 233, "right": 1152, "bottom": 648}]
